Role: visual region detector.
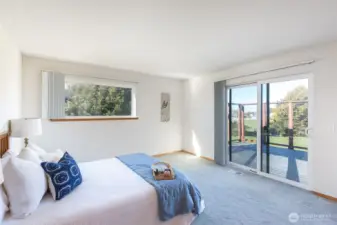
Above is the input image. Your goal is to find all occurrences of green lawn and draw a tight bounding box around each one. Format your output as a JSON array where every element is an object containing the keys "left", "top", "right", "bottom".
[
  {"left": 244, "top": 119, "right": 257, "bottom": 131},
  {"left": 234, "top": 119, "right": 308, "bottom": 149},
  {"left": 270, "top": 136, "right": 308, "bottom": 148},
  {"left": 231, "top": 135, "right": 308, "bottom": 150}
]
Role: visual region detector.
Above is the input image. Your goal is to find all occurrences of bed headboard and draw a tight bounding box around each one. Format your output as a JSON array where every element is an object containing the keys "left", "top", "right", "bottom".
[{"left": 0, "top": 132, "right": 9, "bottom": 158}]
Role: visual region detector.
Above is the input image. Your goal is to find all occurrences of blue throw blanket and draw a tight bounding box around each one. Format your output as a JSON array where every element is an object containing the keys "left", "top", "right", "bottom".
[{"left": 117, "top": 153, "right": 202, "bottom": 221}]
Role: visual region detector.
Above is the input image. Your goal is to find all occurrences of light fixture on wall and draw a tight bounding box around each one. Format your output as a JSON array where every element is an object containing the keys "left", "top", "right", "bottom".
[{"left": 10, "top": 118, "right": 42, "bottom": 147}]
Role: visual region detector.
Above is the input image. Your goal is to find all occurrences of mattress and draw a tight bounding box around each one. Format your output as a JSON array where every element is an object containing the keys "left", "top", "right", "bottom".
[{"left": 3, "top": 158, "right": 203, "bottom": 225}]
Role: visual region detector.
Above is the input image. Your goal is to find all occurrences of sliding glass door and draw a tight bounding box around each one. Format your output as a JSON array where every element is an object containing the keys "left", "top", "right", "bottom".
[
  {"left": 228, "top": 85, "right": 258, "bottom": 170},
  {"left": 259, "top": 78, "right": 309, "bottom": 184},
  {"left": 227, "top": 75, "right": 310, "bottom": 186}
]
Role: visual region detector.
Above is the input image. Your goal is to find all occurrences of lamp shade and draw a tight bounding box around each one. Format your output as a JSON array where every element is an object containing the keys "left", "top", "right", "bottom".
[{"left": 10, "top": 118, "right": 42, "bottom": 138}]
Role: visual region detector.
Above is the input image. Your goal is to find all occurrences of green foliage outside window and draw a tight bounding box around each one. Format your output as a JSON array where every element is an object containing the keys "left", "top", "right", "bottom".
[
  {"left": 65, "top": 83, "right": 132, "bottom": 116},
  {"left": 269, "top": 86, "right": 308, "bottom": 137}
]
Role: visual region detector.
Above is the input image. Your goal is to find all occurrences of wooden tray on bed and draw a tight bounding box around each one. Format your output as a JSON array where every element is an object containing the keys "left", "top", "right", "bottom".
[{"left": 151, "top": 162, "right": 175, "bottom": 180}]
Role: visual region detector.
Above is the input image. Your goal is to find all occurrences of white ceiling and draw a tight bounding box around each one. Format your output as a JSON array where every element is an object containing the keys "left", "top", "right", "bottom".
[{"left": 1, "top": 0, "right": 337, "bottom": 79}]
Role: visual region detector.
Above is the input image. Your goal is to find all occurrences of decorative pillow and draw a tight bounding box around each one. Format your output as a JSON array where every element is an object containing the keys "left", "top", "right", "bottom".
[
  {"left": 18, "top": 148, "right": 42, "bottom": 165},
  {"left": 28, "top": 143, "right": 64, "bottom": 162},
  {"left": 3, "top": 157, "right": 47, "bottom": 218},
  {"left": 41, "top": 152, "right": 82, "bottom": 200},
  {"left": 40, "top": 149, "right": 64, "bottom": 162}
]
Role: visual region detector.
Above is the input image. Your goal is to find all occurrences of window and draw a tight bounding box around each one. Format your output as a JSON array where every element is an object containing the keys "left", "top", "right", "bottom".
[
  {"left": 42, "top": 71, "right": 137, "bottom": 121},
  {"left": 65, "top": 82, "right": 132, "bottom": 117}
]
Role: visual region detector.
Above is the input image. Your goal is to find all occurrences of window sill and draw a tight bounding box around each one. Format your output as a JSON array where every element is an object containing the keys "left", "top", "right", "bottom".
[{"left": 49, "top": 117, "right": 139, "bottom": 122}]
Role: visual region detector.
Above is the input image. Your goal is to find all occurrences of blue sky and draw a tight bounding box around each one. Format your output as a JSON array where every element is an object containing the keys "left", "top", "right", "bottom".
[{"left": 229, "top": 79, "right": 308, "bottom": 112}]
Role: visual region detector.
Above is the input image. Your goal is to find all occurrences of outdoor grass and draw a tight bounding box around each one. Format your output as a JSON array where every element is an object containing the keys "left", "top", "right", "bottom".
[
  {"left": 244, "top": 119, "right": 257, "bottom": 131},
  {"left": 233, "top": 119, "right": 308, "bottom": 149},
  {"left": 231, "top": 136, "right": 308, "bottom": 150},
  {"left": 271, "top": 136, "right": 308, "bottom": 148}
]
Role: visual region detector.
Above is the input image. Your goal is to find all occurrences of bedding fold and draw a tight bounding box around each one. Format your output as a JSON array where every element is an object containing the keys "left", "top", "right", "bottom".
[{"left": 117, "top": 153, "right": 202, "bottom": 221}]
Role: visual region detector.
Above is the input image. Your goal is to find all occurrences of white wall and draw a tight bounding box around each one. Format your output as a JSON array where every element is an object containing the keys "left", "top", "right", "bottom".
[
  {"left": 183, "top": 41, "right": 337, "bottom": 198},
  {"left": 22, "top": 56, "right": 183, "bottom": 162},
  {"left": 0, "top": 28, "right": 22, "bottom": 151}
]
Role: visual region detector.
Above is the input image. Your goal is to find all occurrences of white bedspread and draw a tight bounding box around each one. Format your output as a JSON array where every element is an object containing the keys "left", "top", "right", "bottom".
[{"left": 3, "top": 158, "right": 201, "bottom": 225}]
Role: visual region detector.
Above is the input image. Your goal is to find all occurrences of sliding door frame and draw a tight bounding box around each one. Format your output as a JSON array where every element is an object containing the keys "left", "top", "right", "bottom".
[
  {"left": 228, "top": 89, "right": 232, "bottom": 162},
  {"left": 225, "top": 73, "right": 313, "bottom": 190},
  {"left": 256, "top": 73, "right": 313, "bottom": 190}
]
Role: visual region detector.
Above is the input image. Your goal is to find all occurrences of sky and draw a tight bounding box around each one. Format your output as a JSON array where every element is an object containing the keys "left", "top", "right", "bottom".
[{"left": 230, "top": 79, "right": 308, "bottom": 112}]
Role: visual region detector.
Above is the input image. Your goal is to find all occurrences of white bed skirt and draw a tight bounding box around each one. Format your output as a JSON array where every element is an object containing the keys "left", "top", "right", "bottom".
[{"left": 4, "top": 158, "right": 204, "bottom": 225}]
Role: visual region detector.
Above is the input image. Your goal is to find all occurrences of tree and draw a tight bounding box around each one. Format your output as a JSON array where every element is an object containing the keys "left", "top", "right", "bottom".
[
  {"left": 65, "top": 83, "right": 132, "bottom": 116},
  {"left": 269, "top": 86, "right": 308, "bottom": 137}
]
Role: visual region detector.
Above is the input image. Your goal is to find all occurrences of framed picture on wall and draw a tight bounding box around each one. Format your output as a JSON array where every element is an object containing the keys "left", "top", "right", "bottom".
[{"left": 161, "top": 93, "right": 170, "bottom": 122}]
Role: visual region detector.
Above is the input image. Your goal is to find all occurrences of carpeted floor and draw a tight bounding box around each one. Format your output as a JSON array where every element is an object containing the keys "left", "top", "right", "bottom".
[{"left": 158, "top": 153, "right": 337, "bottom": 225}]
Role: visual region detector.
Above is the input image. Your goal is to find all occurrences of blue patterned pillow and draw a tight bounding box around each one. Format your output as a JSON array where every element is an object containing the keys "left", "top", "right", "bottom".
[{"left": 41, "top": 152, "right": 82, "bottom": 200}]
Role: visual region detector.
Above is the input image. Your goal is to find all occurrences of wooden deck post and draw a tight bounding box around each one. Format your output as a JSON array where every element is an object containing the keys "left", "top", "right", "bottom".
[
  {"left": 227, "top": 103, "right": 229, "bottom": 141},
  {"left": 262, "top": 103, "right": 267, "bottom": 144},
  {"left": 262, "top": 103, "right": 267, "bottom": 127},
  {"left": 237, "top": 105, "right": 241, "bottom": 142},
  {"left": 241, "top": 105, "right": 245, "bottom": 142},
  {"left": 237, "top": 104, "right": 245, "bottom": 142}
]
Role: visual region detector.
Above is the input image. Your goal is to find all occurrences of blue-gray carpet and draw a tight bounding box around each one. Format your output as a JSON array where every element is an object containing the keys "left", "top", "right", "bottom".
[{"left": 158, "top": 153, "right": 337, "bottom": 225}]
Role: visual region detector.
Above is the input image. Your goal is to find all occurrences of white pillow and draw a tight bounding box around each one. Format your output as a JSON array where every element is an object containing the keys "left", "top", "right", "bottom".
[
  {"left": 3, "top": 157, "right": 47, "bottom": 218},
  {"left": 0, "top": 186, "right": 9, "bottom": 222},
  {"left": 28, "top": 143, "right": 47, "bottom": 156},
  {"left": 18, "top": 148, "right": 42, "bottom": 165},
  {"left": 2, "top": 149, "right": 18, "bottom": 165},
  {"left": 17, "top": 148, "right": 48, "bottom": 193},
  {"left": 28, "top": 143, "right": 64, "bottom": 162},
  {"left": 40, "top": 149, "right": 64, "bottom": 162},
  {"left": 1, "top": 153, "right": 12, "bottom": 171}
]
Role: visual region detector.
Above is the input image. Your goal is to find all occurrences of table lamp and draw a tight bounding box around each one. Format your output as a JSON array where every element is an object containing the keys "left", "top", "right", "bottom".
[{"left": 10, "top": 118, "right": 42, "bottom": 147}]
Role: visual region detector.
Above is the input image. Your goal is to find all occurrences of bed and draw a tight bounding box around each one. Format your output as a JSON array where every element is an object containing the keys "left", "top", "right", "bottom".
[{"left": 0, "top": 133, "right": 205, "bottom": 225}]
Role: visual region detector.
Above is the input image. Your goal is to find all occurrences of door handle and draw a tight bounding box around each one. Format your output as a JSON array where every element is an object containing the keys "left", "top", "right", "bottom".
[{"left": 305, "top": 128, "right": 313, "bottom": 136}]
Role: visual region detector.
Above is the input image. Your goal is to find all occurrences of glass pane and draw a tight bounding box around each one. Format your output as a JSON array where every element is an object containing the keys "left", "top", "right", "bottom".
[
  {"left": 261, "top": 83, "right": 269, "bottom": 173},
  {"left": 65, "top": 82, "right": 132, "bottom": 116},
  {"left": 261, "top": 79, "right": 308, "bottom": 184},
  {"left": 229, "top": 85, "right": 257, "bottom": 169}
]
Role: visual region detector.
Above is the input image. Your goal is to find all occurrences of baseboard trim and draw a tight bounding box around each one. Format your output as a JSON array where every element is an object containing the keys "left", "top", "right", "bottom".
[
  {"left": 153, "top": 150, "right": 214, "bottom": 162},
  {"left": 312, "top": 191, "right": 337, "bottom": 202},
  {"left": 181, "top": 150, "right": 214, "bottom": 162},
  {"left": 152, "top": 150, "right": 183, "bottom": 157}
]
